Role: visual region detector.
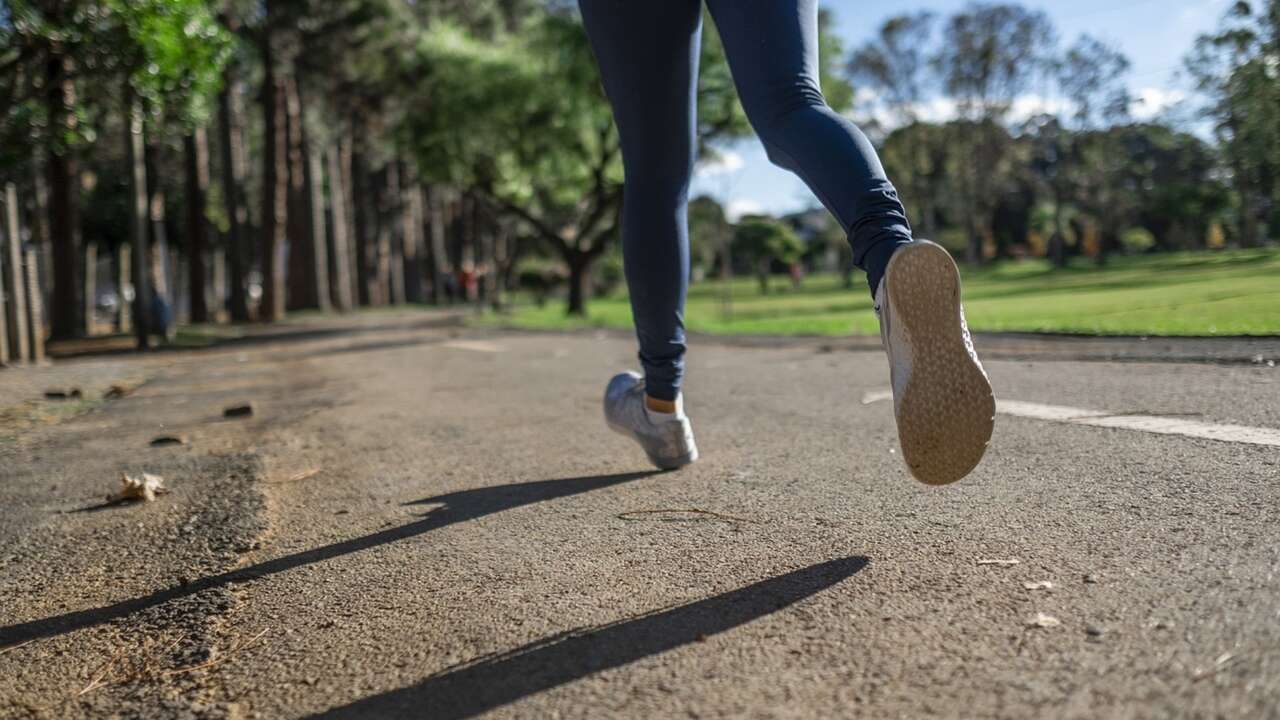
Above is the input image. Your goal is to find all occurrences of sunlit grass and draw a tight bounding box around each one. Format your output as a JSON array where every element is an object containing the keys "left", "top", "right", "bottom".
[{"left": 478, "top": 248, "right": 1280, "bottom": 337}]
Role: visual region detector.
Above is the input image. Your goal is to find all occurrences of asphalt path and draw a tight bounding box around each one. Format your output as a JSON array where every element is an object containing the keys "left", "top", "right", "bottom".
[{"left": 2, "top": 314, "right": 1277, "bottom": 718}]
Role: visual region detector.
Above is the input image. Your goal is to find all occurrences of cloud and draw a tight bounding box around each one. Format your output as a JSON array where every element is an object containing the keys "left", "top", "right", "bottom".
[
  {"left": 725, "top": 198, "right": 764, "bottom": 222},
  {"left": 696, "top": 151, "right": 745, "bottom": 178},
  {"left": 1130, "top": 87, "right": 1187, "bottom": 119}
]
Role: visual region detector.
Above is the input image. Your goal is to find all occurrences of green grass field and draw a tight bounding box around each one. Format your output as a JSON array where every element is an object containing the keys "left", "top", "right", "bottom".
[{"left": 479, "top": 248, "right": 1280, "bottom": 337}]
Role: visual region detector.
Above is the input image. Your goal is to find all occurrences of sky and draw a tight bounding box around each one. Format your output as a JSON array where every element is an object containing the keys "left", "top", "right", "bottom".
[{"left": 690, "top": 0, "right": 1235, "bottom": 221}]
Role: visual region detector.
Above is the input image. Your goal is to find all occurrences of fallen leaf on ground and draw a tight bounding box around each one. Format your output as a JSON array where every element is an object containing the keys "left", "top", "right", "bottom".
[
  {"left": 977, "top": 559, "right": 1020, "bottom": 566},
  {"left": 104, "top": 384, "right": 135, "bottom": 400},
  {"left": 223, "top": 403, "right": 254, "bottom": 418},
  {"left": 1023, "top": 580, "right": 1054, "bottom": 590},
  {"left": 1026, "top": 612, "right": 1061, "bottom": 628},
  {"left": 107, "top": 473, "right": 170, "bottom": 503},
  {"left": 150, "top": 435, "right": 186, "bottom": 447}
]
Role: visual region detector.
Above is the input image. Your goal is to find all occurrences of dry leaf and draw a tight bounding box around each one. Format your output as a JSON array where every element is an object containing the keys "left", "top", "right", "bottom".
[
  {"left": 1026, "top": 612, "right": 1061, "bottom": 628},
  {"left": 108, "top": 473, "right": 170, "bottom": 503},
  {"left": 1023, "top": 580, "right": 1054, "bottom": 591},
  {"left": 223, "top": 403, "right": 254, "bottom": 418},
  {"left": 104, "top": 384, "right": 135, "bottom": 400}
]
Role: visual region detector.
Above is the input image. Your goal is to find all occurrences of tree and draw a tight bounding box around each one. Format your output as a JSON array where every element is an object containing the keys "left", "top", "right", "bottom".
[
  {"left": 732, "top": 215, "right": 804, "bottom": 294},
  {"left": 407, "top": 10, "right": 753, "bottom": 316},
  {"left": 933, "top": 3, "right": 1054, "bottom": 264},
  {"left": 1186, "top": 0, "right": 1280, "bottom": 246},
  {"left": 849, "top": 12, "right": 940, "bottom": 238},
  {"left": 687, "top": 195, "right": 731, "bottom": 279}
]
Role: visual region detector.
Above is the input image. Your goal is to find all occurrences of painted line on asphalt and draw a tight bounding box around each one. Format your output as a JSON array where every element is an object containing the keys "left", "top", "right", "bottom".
[
  {"left": 441, "top": 340, "right": 505, "bottom": 353},
  {"left": 862, "top": 391, "right": 1280, "bottom": 447}
]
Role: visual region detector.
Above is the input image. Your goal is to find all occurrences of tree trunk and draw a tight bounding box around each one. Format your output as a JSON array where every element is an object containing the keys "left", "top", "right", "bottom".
[
  {"left": 184, "top": 128, "right": 211, "bottom": 323},
  {"left": 566, "top": 253, "right": 590, "bottom": 316},
  {"left": 1049, "top": 183, "right": 1067, "bottom": 268},
  {"left": 144, "top": 138, "right": 171, "bottom": 310},
  {"left": 82, "top": 242, "right": 95, "bottom": 336},
  {"left": 46, "top": 54, "right": 81, "bottom": 339},
  {"left": 218, "top": 69, "right": 249, "bottom": 323},
  {"left": 427, "top": 186, "right": 451, "bottom": 305},
  {"left": 23, "top": 247, "right": 46, "bottom": 362},
  {"left": 403, "top": 179, "right": 425, "bottom": 304},
  {"left": 124, "top": 94, "right": 151, "bottom": 349},
  {"left": 306, "top": 145, "right": 331, "bottom": 313},
  {"left": 284, "top": 71, "right": 313, "bottom": 311},
  {"left": 350, "top": 127, "right": 373, "bottom": 306},
  {"left": 115, "top": 243, "right": 131, "bottom": 332},
  {"left": 383, "top": 162, "right": 403, "bottom": 305},
  {"left": 326, "top": 145, "right": 353, "bottom": 312},
  {"left": 5, "top": 183, "right": 30, "bottom": 361},
  {"left": 31, "top": 148, "right": 52, "bottom": 313},
  {"left": 259, "top": 30, "right": 288, "bottom": 323}
]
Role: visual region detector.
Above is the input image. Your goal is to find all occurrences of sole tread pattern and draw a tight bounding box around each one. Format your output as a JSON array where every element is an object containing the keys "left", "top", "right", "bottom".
[{"left": 886, "top": 242, "right": 995, "bottom": 485}]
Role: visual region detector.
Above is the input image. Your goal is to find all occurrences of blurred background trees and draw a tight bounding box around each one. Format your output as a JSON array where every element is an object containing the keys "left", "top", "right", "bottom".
[{"left": 0, "top": 0, "right": 1275, "bottom": 345}]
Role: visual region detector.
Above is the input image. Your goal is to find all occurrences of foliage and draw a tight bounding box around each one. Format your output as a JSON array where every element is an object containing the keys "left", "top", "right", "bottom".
[{"left": 732, "top": 215, "right": 805, "bottom": 293}]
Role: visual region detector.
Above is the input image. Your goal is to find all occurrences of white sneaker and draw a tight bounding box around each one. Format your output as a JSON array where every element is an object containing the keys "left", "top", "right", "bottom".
[
  {"left": 604, "top": 371, "right": 698, "bottom": 471},
  {"left": 876, "top": 240, "right": 995, "bottom": 485}
]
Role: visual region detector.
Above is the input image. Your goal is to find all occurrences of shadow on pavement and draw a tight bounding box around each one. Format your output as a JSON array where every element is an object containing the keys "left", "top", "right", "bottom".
[
  {"left": 0, "top": 471, "right": 657, "bottom": 649},
  {"left": 311, "top": 556, "right": 869, "bottom": 719}
]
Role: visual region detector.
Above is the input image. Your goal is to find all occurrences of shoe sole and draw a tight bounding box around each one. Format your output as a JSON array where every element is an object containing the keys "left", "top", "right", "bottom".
[
  {"left": 885, "top": 241, "right": 995, "bottom": 485},
  {"left": 605, "top": 419, "right": 698, "bottom": 471}
]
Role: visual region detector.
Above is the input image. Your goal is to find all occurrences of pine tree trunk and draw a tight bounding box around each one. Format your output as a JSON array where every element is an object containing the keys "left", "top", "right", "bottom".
[
  {"left": 259, "top": 30, "right": 288, "bottom": 323},
  {"left": 5, "top": 183, "right": 30, "bottom": 361},
  {"left": 403, "top": 181, "right": 425, "bottom": 304},
  {"left": 46, "top": 54, "right": 82, "bottom": 339},
  {"left": 384, "top": 163, "right": 404, "bottom": 305},
  {"left": 284, "top": 71, "right": 312, "bottom": 310},
  {"left": 116, "top": 243, "right": 131, "bottom": 332},
  {"left": 124, "top": 94, "right": 151, "bottom": 349},
  {"left": 350, "top": 127, "right": 372, "bottom": 306},
  {"left": 23, "top": 246, "right": 45, "bottom": 362},
  {"left": 184, "top": 128, "right": 211, "bottom": 323},
  {"left": 81, "top": 242, "right": 95, "bottom": 336},
  {"left": 307, "top": 145, "right": 331, "bottom": 313},
  {"left": 427, "top": 186, "right": 451, "bottom": 305},
  {"left": 218, "top": 69, "right": 249, "bottom": 323},
  {"left": 326, "top": 145, "right": 353, "bottom": 312},
  {"left": 31, "top": 148, "right": 52, "bottom": 311},
  {"left": 144, "top": 138, "right": 170, "bottom": 307}
]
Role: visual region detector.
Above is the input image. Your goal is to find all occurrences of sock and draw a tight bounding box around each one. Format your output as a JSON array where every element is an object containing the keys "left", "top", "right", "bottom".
[{"left": 645, "top": 394, "right": 684, "bottom": 423}]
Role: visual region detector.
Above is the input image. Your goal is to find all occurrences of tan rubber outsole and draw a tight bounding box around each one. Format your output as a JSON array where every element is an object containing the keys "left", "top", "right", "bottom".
[{"left": 885, "top": 242, "right": 995, "bottom": 485}]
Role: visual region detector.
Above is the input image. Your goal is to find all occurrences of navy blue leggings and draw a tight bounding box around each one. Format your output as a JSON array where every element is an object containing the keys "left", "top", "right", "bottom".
[{"left": 579, "top": 0, "right": 913, "bottom": 401}]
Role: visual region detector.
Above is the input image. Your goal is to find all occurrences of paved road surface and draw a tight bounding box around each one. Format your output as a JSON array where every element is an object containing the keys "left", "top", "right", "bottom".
[{"left": 1, "top": 313, "right": 1277, "bottom": 718}]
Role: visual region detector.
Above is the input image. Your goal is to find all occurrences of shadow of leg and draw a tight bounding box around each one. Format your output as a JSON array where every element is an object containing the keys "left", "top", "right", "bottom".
[{"left": 312, "top": 556, "right": 870, "bottom": 719}]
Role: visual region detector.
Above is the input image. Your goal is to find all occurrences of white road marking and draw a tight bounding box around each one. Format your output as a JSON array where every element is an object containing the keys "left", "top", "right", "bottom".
[
  {"left": 862, "top": 390, "right": 1280, "bottom": 448},
  {"left": 441, "top": 340, "right": 505, "bottom": 353}
]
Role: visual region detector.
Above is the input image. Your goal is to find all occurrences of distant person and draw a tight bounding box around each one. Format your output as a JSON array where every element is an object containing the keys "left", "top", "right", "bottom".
[{"left": 586, "top": 1, "right": 995, "bottom": 484}]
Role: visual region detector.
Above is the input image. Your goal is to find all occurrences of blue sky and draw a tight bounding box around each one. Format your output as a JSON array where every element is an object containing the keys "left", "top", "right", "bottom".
[{"left": 690, "top": 0, "right": 1233, "bottom": 220}]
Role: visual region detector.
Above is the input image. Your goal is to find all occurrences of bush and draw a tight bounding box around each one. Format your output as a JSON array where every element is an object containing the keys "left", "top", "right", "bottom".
[{"left": 1121, "top": 227, "right": 1156, "bottom": 254}]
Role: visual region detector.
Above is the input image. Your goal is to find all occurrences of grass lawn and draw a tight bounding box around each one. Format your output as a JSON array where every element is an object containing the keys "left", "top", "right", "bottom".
[{"left": 478, "top": 248, "right": 1280, "bottom": 337}]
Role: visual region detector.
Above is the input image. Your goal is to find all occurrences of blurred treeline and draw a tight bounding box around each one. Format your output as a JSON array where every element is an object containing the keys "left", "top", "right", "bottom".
[{"left": 0, "top": 1, "right": 1275, "bottom": 340}]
